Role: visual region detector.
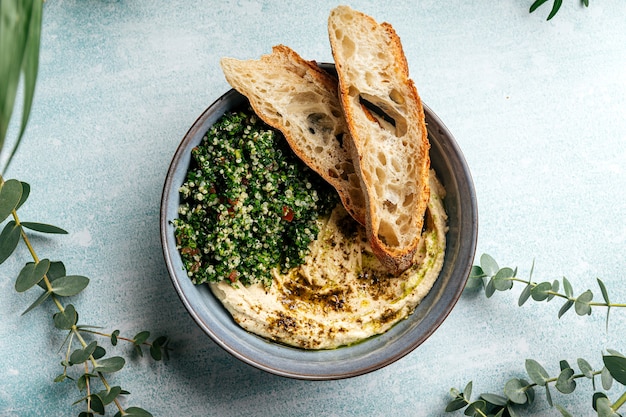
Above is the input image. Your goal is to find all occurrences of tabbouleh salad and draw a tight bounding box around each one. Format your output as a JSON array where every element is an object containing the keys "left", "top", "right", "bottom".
[{"left": 172, "top": 108, "right": 339, "bottom": 286}]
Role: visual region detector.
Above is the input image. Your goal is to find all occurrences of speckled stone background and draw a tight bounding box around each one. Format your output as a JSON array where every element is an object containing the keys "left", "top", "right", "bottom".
[{"left": 1, "top": 1, "right": 626, "bottom": 416}]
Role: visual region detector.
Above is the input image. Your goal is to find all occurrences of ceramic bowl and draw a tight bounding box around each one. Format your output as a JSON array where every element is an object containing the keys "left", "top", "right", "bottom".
[{"left": 160, "top": 66, "right": 478, "bottom": 380}]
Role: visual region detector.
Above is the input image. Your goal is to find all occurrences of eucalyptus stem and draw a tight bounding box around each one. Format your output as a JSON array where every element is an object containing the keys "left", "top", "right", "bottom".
[{"left": 0, "top": 175, "right": 170, "bottom": 417}]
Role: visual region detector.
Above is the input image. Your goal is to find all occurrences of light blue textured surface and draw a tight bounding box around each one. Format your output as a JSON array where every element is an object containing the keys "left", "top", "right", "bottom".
[{"left": 1, "top": 1, "right": 625, "bottom": 416}]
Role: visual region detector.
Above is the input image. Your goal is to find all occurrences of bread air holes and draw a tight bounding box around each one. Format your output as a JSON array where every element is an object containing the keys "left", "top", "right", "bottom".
[
  {"left": 306, "top": 112, "right": 334, "bottom": 136},
  {"left": 377, "top": 220, "right": 400, "bottom": 247},
  {"left": 358, "top": 93, "right": 407, "bottom": 138}
]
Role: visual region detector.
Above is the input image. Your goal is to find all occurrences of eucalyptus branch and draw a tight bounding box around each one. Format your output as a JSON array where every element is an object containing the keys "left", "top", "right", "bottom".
[
  {"left": 529, "top": 0, "right": 590, "bottom": 20},
  {"left": 446, "top": 254, "right": 626, "bottom": 416},
  {"left": 0, "top": 176, "right": 169, "bottom": 417},
  {"left": 466, "top": 254, "right": 623, "bottom": 330},
  {"left": 447, "top": 354, "right": 626, "bottom": 417}
]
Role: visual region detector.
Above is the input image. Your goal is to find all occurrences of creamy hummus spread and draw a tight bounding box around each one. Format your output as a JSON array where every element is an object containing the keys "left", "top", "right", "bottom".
[{"left": 210, "top": 172, "right": 447, "bottom": 349}]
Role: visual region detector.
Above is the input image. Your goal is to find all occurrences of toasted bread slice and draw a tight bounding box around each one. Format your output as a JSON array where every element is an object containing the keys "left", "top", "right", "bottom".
[
  {"left": 328, "top": 6, "right": 431, "bottom": 274},
  {"left": 220, "top": 45, "right": 366, "bottom": 225}
]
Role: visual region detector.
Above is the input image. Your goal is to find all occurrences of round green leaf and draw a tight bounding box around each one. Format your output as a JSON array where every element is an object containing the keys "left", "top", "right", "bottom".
[
  {"left": 70, "top": 340, "right": 97, "bottom": 365},
  {"left": 53, "top": 304, "right": 77, "bottom": 330},
  {"left": 94, "top": 356, "right": 125, "bottom": 373},
  {"left": 0, "top": 179, "right": 23, "bottom": 222},
  {"left": 525, "top": 359, "right": 549, "bottom": 387},
  {"left": 50, "top": 275, "right": 89, "bottom": 296},
  {"left": 555, "top": 367, "right": 576, "bottom": 394},
  {"left": 98, "top": 386, "right": 122, "bottom": 405},
  {"left": 530, "top": 282, "right": 552, "bottom": 301},
  {"left": 133, "top": 331, "right": 150, "bottom": 345},
  {"left": 574, "top": 290, "right": 593, "bottom": 316},
  {"left": 493, "top": 267, "right": 514, "bottom": 291},
  {"left": 577, "top": 358, "right": 594, "bottom": 379},
  {"left": 547, "top": 280, "right": 559, "bottom": 301},
  {"left": 480, "top": 254, "right": 499, "bottom": 276},
  {"left": 15, "top": 258, "right": 49, "bottom": 292},
  {"left": 504, "top": 378, "right": 528, "bottom": 404}
]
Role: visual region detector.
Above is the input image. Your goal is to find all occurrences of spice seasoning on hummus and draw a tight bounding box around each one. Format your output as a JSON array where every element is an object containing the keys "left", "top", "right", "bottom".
[{"left": 211, "top": 173, "right": 447, "bottom": 349}]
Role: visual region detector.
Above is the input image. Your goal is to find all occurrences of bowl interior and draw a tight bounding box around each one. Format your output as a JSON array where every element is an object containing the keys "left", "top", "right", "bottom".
[{"left": 160, "top": 76, "right": 477, "bottom": 380}]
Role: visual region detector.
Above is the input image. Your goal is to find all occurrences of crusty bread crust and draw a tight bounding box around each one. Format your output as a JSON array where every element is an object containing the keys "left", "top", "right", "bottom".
[
  {"left": 328, "top": 6, "right": 431, "bottom": 274},
  {"left": 220, "top": 45, "right": 366, "bottom": 225}
]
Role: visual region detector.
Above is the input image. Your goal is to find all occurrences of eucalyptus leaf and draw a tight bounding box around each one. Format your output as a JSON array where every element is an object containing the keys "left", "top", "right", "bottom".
[
  {"left": 518, "top": 284, "right": 532, "bottom": 306},
  {"left": 133, "top": 331, "right": 150, "bottom": 346},
  {"left": 574, "top": 290, "right": 593, "bottom": 316},
  {"left": 37, "top": 260, "right": 66, "bottom": 289},
  {"left": 94, "top": 356, "right": 125, "bottom": 373},
  {"left": 597, "top": 279, "right": 610, "bottom": 304},
  {"left": 21, "top": 289, "right": 50, "bottom": 315},
  {"left": 547, "top": 280, "right": 559, "bottom": 302},
  {"left": 445, "top": 398, "right": 467, "bottom": 412},
  {"left": 492, "top": 267, "right": 514, "bottom": 291},
  {"left": 596, "top": 396, "right": 620, "bottom": 417},
  {"left": 601, "top": 366, "right": 613, "bottom": 390},
  {"left": 562, "top": 277, "right": 573, "bottom": 298},
  {"left": 0, "top": 179, "right": 22, "bottom": 222},
  {"left": 555, "top": 367, "right": 576, "bottom": 394},
  {"left": 480, "top": 254, "right": 499, "bottom": 276},
  {"left": 558, "top": 300, "right": 574, "bottom": 319},
  {"left": 88, "top": 394, "right": 105, "bottom": 415},
  {"left": 545, "top": 384, "right": 553, "bottom": 407},
  {"left": 606, "top": 349, "right": 625, "bottom": 357},
  {"left": 116, "top": 407, "right": 153, "bottom": 417},
  {"left": 577, "top": 358, "right": 594, "bottom": 379},
  {"left": 92, "top": 345, "right": 106, "bottom": 360},
  {"left": 593, "top": 392, "right": 609, "bottom": 411},
  {"left": 469, "top": 265, "right": 485, "bottom": 279},
  {"left": 98, "top": 386, "right": 122, "bottom": 405},
  {"left": 15, "top": 181, "right": 29, "bottom": 210},
  {"left": 530, "top": 282, "right": 552, "bottom": 302},
  {"left": 70, "top": 340, "right": 97, "bottom": 365},
  {"left": 0, "top": 220, "right": 21, "bottom": 265},
  {"left": 21, "top": 221, "right": 67, "bottom": 234},
  {"left": 53, "top": 304, "right": 77, "bottom": 330},
  {"left": 484, "top": 277, "right": 496, "bottom": 298},
  {"left": 111, "top": 329, "right": 120, "bottom": 346},
  {"left": 504, "top": 378, "right": 528, "bottom": 404},
  {"left": 50, "top": 275, "right": 89, "bottom": 296},
  {"left": 15, "top": 258, "right": 49, "bottom": 292},
  {"left": 480, "top": 393, "right": 508, "bottom": 407},
  {"left": 603, "top": 355, "right": 626, "bottom": 385},
  {"left": 464, "top": 400, "right": 486, "bottom": 416},
  {"left": 525, "top": 359, "right": 549, "bottom": 387}
]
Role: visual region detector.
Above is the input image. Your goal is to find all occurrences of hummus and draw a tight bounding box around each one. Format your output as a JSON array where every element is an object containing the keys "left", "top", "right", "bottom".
[{"left": 210, "top": 172, "right": 448, "bottom": 349}]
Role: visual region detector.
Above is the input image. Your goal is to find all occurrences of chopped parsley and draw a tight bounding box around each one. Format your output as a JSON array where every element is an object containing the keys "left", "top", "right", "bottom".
[{"left": 172, "top": 108, "right": 338, "bottom": 286}]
